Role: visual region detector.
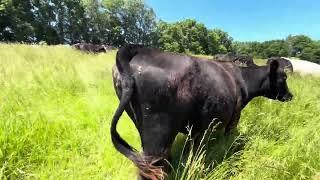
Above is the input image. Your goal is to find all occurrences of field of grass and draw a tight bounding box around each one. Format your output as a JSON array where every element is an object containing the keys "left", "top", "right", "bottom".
[{"left": 0, "top": 44, "right": 319, "bottom": 179}]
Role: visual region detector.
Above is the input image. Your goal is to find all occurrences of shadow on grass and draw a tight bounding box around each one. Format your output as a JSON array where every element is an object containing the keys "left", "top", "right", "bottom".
[{"left": 167, "top": 128, "right": 247, "bottom": 180}]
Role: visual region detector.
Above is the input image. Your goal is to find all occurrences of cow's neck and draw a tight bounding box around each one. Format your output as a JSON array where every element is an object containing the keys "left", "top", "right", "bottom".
[{"left": 240, "top": 66, "right": 269, "bottom": 106}]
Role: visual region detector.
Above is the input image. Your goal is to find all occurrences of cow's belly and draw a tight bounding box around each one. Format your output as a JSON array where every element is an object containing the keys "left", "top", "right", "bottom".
[{"left": 200, "top": 96, "right": 235, "bottom": 129}]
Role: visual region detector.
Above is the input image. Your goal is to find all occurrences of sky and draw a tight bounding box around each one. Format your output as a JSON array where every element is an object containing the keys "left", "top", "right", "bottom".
[{"left": 146, "top": 0, "right": 320, "bottom": 42}]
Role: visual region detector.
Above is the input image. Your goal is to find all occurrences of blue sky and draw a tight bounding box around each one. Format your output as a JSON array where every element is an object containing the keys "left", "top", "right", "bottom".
[{"left": 146, "top": 0, "right": 320, "bottom": 42}]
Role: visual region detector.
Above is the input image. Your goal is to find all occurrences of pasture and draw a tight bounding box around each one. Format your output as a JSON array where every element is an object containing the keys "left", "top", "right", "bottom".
[{"left": 0, "top": 44, "right": 319, "bottom": 179}]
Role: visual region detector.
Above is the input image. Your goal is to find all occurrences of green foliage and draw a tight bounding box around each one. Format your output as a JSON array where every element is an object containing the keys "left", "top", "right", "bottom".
[
  {"left": 233, "top": 40, "right": 289, "bottom": 58},
  {"left": 263, "top": 40, "right": 289, "bottom": 58},
  {"left": 0, "top": 0, "right": 157, "bottom": 46},
  {"left": 287, "top": 35, "right": 314, "bottom": 57},
  {"left": 104, "top": 0, "right": 157, "bottom": 45},
  {"left": 212, "top": 29, "right": 233, "bottom": 54},
  {"left": 1, "top": 0, "right": 319, "bottom": 64},
  {"left": 234, "top": 35, "right": 320, "bottom": 64},
  {"left": 1, "top": 44, "right": 320, "bottom": 179},
  {"left": 156, "top": 19, "right": 233, "bottom": 55},
  {"left": 0, "top": 0, "right": 36, "bottom": 42},
  {"left": 0, "top": 0, "right": 89, "bottom": 44},
  {"left": 288, "top": 35, "right": 320, "bottom": 63},
  {"left": 312, "top": 48, "right": 320, "bottom": 64},
  {"left": 1, "top": 1, "right": 233, "bottom": 54},
  {"left": 299, "top": 47, "right": 314, "bottom": 60}
]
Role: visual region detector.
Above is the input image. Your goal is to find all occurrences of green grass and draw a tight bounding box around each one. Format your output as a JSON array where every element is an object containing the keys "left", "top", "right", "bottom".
[
  {"left": 254, "top": 58, "right": 268, "bottom": 66},
  {"left": 0, "top": 44, "right": 319, "bottom": 179}
]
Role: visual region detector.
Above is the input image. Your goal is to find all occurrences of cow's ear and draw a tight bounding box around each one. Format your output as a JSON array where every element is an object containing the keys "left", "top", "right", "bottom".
[{"left": 270, "top": 60, "right": 279, "bottom": 73}]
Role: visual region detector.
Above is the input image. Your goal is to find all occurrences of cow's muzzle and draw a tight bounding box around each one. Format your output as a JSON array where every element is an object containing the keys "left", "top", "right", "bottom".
[{"left": 279, "top": 92, "right": 293, "bottom": 102}]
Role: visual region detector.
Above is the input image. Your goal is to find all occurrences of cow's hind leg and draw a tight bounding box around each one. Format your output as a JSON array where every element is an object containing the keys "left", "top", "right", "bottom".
[{"left": 138, "top": 112, "right": 177, "bottom": 180}]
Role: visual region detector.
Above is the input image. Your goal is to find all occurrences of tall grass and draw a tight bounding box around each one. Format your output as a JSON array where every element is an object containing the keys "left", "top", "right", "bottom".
[
  {"left": 0, "top": 44, "right": 140, "bottom": 179},
  {"left": 0, "top": 44, "right": 319, "bottom": 179}
]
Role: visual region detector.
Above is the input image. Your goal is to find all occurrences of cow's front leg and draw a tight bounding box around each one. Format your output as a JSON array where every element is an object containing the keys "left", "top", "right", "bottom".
[{"left": 224, "top": 111, "right": 241, "bottom": 136}]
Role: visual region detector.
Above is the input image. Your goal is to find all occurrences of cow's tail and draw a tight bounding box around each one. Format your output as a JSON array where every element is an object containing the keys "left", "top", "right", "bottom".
[{"left": 111, "top": 45, "right": 164, "bottom": 179}]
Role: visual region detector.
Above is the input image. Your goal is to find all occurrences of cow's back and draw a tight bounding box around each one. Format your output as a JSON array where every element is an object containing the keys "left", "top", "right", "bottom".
[{"left": 130, "top": 51, "right": 196, "bottom": 108}]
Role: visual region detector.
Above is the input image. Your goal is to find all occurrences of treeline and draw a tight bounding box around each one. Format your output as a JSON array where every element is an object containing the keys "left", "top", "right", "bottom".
[
  {"left": 0, "top": 0, "right": 319, "bottom": 63},
  {"left": 0, "top": 0, "right": 158, "bottom": 46},
  {"left": 233, "top": 35, "right": 320, "bottom": 63},
  {"left": 0, "top": 0, "right": 232, "bottom": 55},
  {"left": 155, "top": 20, "right": 233, "bottom": 55}
]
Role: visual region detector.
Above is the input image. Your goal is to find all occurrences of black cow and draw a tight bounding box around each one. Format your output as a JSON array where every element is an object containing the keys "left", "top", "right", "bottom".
[
  {"left": 267, "top": 57, "right": 293, "bottom": 73},
  {"left": 72, "top": 43, "right": 113, "bottom": 53},
  {"left": 111, "top": 45, "right": 293, "bottom": 179},
  {"left": 213, "top": 54, "right": 257, "bottom": 67}
]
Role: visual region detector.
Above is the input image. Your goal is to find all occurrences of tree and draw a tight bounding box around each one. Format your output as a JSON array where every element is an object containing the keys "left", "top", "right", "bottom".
[
  {"left": 156, "top": 19, "right": 233, "bottom": 55},
  {"left": 0, "top": 0, "right": 16, "bottom": 41},
  {"left": 233, "top": 40, "right": 289, "bottom": 58},
  {"left": 31, "top": 0, "right": 60, "bottom": 44},
  {"left": 103, "top": 0, "right": 157, "bottom": 46},
  {"left": 84, "top": 0, "right": 113, "bottom": 44},
  {"left": 0, "top": 0, "right": 158, "bottom": 45},
  {"left": 0, "top": 0, "right": 90, "bottom": 44},
  {"left": 262, "top": 40, "right": 289, "bottom": 58},
  {"left": 178, "top": 19, "right": 208, "bottom": 54},
  {"left": 232, "top": 42, "right": 251, "bottom": 55},
  {"left": 232, "top": 41, "right": 265, "bottom": 57},
  {"left": 0, "top": 0, "right": 36, "bottom": 42},
  {"left": 63, "top": 0, "right": 88, "bottom": 44},
  {"left": 207, "top": 30, "right": 221, "bottom": 55},
  {"left": 287, "top": 35, "right": 313, "bottom": 57},
  {"left": 207, "top": 29, "right": 235, "bottom": 55},
  {"left": 212, "top": 29, "right": 233, "bottom": 53},
  {"left": 312, "top": 48, "right": 320, "bottom": 64},
  {"left": 32, "top": 0, "right": 88, "bottom": 44},
  {"left": 155, "top": 20, "right": 184, "bottom": 52},
  {"left": 299, "top": 47, "right": 314, "bottom": 60},
  {"left": 1, "top": 0, "right": 319, "bottom": 63}
]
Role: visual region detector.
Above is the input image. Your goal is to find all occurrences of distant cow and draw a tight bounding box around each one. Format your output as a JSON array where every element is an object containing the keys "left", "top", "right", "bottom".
[
  {"left": 214, "top": 54, "right": 257, "bottom": 67},
  {"left": 267, "top": 57, "right": 293, "bottom": 72},
  {"left": 111, "top": 45, "right": 293, "bottom": 179},
  {"left": 72, "top": 43, "right": 114, "bottom": 53}
]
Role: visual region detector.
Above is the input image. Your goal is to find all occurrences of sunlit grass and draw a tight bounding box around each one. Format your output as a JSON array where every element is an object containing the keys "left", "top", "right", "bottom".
[
  {"left": 0, "top": 44, "right": 319, "bottom": 179},
  {"left": 254, "top": 58, "right": 267, "bottom": 65}
]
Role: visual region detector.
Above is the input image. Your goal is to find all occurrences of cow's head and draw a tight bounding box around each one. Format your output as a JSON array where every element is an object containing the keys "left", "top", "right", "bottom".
[{"left": 262, "top": 60, "right": 293, "bottom": 102}]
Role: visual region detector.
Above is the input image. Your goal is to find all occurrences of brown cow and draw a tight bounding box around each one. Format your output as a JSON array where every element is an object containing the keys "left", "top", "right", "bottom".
[{"left": 72, "top": 43, "right": 115, "bottom": 53}]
